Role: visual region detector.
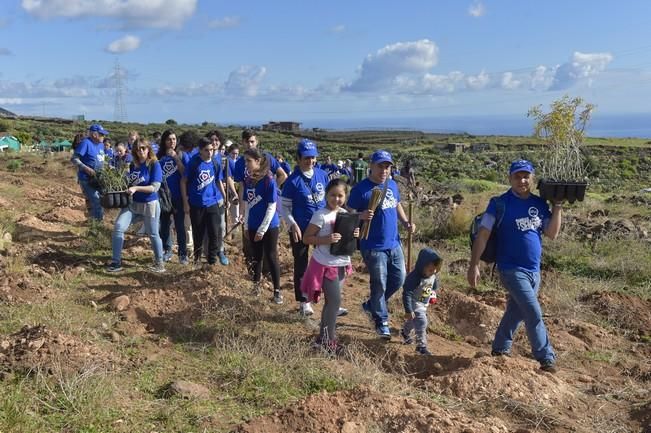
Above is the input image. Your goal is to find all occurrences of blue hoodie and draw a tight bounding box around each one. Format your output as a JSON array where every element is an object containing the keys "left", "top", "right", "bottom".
[{"left": 402, "top": 248, "right": 442, "bottom": 314}]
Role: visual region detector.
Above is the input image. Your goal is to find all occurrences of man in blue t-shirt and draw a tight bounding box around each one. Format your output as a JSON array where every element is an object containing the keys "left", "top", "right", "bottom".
[
  {"left": 71, "top": 123, "right": 109, "bottom": 221},
  {"left": 348, "top": 150, "right": 415, "bottom": 340},
  {"left": 467, "top": 160, "right": 563, "bottom": 373}
]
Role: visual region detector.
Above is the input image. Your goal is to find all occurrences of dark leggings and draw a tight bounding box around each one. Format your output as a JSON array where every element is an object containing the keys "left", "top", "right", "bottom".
[
  {"left": 247, "top": 227, "right": 281, "bottom": 291},
  {"left": 290, "top": 236, "right": 310, "bottom": 302},
  {"left": 189, "top": 205, "right": 223, "bottom": 264}
]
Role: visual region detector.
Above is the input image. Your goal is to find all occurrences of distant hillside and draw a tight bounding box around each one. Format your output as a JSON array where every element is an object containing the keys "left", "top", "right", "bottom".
[{"left": 0, "top": 107, "right": 17, "bottom": 118}]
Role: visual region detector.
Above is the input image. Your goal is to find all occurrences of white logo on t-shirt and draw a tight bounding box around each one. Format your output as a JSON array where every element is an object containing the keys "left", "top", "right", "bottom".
[{"left": 381, "top": 188, "right": 398, "bottom": 210}]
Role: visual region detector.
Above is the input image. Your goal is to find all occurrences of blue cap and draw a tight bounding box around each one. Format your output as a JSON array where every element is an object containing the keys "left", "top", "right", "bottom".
[
  {"left": 509, "top": 159, "right": 534, "bottom": 175},
  {"left": 89, "top": 123, "right": 109, "bottom": 135},
  {"left": 297, "top": 138, "right": 318, "bottom": 157},
  {"left": 371, "top": 150, "right": 393, "bottom": 165}
]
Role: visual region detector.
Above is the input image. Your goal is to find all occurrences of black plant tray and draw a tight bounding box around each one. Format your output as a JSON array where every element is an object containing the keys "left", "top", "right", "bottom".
[
  {"left": 101, "top": 191, "right": 132, "bottom": 209},
  {"left": 538, "top": 179, "right": 588, "bottom": 204}
]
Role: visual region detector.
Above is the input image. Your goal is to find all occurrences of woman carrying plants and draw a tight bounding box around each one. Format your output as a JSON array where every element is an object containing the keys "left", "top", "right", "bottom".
[
  {"left": 280, "top": 138, "right": 329, "bottom": 316},
  {"left": 181, "top": 137, "right": 228, "bottom": 267},
  {"left": 157, "top": 129, "right": 190, "bottom": 264},
  {"left": 240, "top": 148, "right": 283, "bottom": 304},
  {"left": 106, "top": 138, "right": 165, "bottom": 273}
]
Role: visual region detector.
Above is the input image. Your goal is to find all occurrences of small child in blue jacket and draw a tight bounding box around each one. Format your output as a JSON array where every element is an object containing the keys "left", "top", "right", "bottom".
[{"left": 401, "top": 248, "right": 442, "bottom": 355}]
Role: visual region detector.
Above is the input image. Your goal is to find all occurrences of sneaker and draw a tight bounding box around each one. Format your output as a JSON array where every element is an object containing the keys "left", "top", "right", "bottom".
[
  {"left": 416, "top": 346, "right": 432, "bottom": 356},
  {"left": 218, "top": 252, "right": 229, "bottom": 266},
  {"left": 361, "top": 301, "right": 373, "bottom": 323},
  {"left": 252, "top": 282, "right": 262, "bottom": 297},
  {"left": 376, "top": 323, "right": 391, "bottom": 340},
  {"left": 149, "top": 261, "right": 166, "bottom": 273},
  {"left": 273, "top": 291, "right": 284, "bottom": 305},
  {"left": 336, "top": 307, "right": 349, "bottom": 317},
  {"left": 300, "top": 302, "right": 314, "bottom": 316},
  {"left": 179, "top": 256, "right": 189, "bottom": 265},
  {"left": 162, "top": 250, "right": 173, "bottom": 262},
  {"left": 491, "top": 350, "right": 511, "bottom": 357},
  {"left": 540, "top": 359, "right": 558, "bottom": 373},
  {"left": 400, "top": 329, "right": 413, "bottom": 345},
  {"left": 106, "top": 262, "right": 123, "bottom": 273}
]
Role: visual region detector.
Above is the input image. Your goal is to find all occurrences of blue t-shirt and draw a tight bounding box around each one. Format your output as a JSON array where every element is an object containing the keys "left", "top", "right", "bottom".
[
  {"left": 151, "top": 142, "right": 160, "bottom": 156},
  {"left": 281, "top": 167, "right": 329, "bottom": 232},
  {"left": 245, "top": 176, "right": 280, "bottom": 232},
  {"left": 348, "top": 178, "right": 401, "bottom": 251},
  {"left": 280, "top": 161, "right": 291, "bottom": 176},
  {"left": 485, "top": 190, "right": 551, "bottom": 272},
  {"left": 226, "top": 157, "right": 237, "bottom": 179},
  {"left": 160, "top": 152, "right": 190, "bottom": 201},
  {"left": 128, "top": 161, "right": 162, "bottom": 203},
  {"left": 74, "top": 137, "right": 105, "bottom": 181},
  {"left": 321, "top": 163, "right": 338, "bottom": 176},
  {"left": 184, "top": 154, "right": 224, "bottom": 207},
  {"left": 104, "top": 147, "right": 114, "bottom": 160},
  {"left": 111, "top": 153, "right": 132, "bottom": 169},
  {"left": 233, "top": 152, "right": 281, "bottom": 183}
]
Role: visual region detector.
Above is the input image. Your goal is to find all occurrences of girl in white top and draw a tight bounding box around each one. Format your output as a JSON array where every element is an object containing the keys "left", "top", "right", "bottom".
[{"left": 302, "top": 178, "right": 359, "bottom": 354}]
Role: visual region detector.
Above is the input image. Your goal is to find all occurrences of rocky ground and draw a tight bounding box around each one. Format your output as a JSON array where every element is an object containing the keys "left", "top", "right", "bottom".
[{"left": 0, "top": 154, "right": 649, "bottom": 433}]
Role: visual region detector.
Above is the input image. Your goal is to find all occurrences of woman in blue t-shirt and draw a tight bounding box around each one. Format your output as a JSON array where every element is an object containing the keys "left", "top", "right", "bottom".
[
  {"left": 240, "top": 148, "right": 282, "bottom": 304},
  {"left": 107, "top": 138, "right": 165, "bottom": 273},
  {"left": 157, "top": 129, "right": 190, "bottom": 264},
  {"left": 280, "top": 138, "right": 329, "bottom": 316}
]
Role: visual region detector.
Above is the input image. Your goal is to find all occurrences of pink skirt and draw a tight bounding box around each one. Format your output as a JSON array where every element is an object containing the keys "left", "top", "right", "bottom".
[{"left": 300, "top": 257, "right": 353, "bottom": 303}]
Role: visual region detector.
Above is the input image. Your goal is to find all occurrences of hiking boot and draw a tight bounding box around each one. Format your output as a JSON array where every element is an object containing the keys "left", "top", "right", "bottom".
[
  {"left": 400, "top": 329, "right": 413, "bottom": 345},
  {"left": 336, "top": 307, "right": 348, "bottom": 317},
  {"left": 491, "top": 350, "right": 511, "bottom": 357},
  {"left": 273, "top": 291, "right": 284, "bottom": 305},
  {"left": 218, "top": 252, "right": 229, "bottom": 266},
  {"left": 162, "top": 250, "right": 173, "bottom": 262},
  {"left": 300, "top": 302, "right": 314, "bottom": 317},
  {"left": 149, "top": 261, "right": 166, "bottom": 273},
  {"left": 416, "top": 346, "right": 432, "bottom": 356},
  {"left": 376, "top": 323, "right": 391, "bottom": 340},
  {"left": 540, "top": 359, "right": 558, "bottom": 373},
  {"left": 106, "top": 262, "right": 123, "bottom": 273},
  {"left": 179, "top": 256, "right": 189, "bottom": 265}
]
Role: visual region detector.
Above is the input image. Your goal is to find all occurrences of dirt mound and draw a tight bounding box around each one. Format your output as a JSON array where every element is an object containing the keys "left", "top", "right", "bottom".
[
  {"left": 14, "top": 214, "right": 76, "bottom": 243},
  {"left": 236, "top": 386, "right": 510, "bottom": 433},
  {"left": 38, "top": 207, "right": 86, "bottom": 224},
  {"left": 581, "top": 291, "right": 651, "bottom": 338},
  {"left": 0, "top": 325, "right": 118, "bottom": 375},
  {"left": 436, "top": 290, "right": 504, "bottom": 343}
]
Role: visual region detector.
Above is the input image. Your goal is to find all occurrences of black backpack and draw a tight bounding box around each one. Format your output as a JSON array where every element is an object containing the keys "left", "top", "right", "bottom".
[
  {"left": 158, "top": 176, "right": 174, "bottom": 214},
  {"left": 469, "top": 196, "right": 506, "bottom": 263}
]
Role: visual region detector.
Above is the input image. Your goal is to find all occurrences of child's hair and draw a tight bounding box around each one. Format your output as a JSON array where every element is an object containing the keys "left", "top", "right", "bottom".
[
  {"left": 241, "top": 129, "right": 256, "bottom": 142},
  {"left": 325, "top": 178, "right": 348, "bottom": 194},
  {"left": 197, "top": 137, "right": 212, "bottom": 150},
  {"left": 244, "top": 148, "right": 270, "bottom": 181}
]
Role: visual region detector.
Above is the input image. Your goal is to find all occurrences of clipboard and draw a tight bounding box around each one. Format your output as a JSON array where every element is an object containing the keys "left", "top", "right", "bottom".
[{"left": 330, "top": 212, "right": 360, "bottom": 256}]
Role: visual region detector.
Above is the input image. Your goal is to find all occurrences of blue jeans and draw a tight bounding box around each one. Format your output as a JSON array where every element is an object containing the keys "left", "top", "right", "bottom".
[
  {"left": 112, "top": 202, "right": 163, "bottom": 264},
  {"left": 361, "top": 246, "right": 406, "bottom": 326},
  {"left": 493, "top": 268, "right": 555, "bottom": 362},
  {"left": 79, "top": 179, "right": 103, "bottom": 221},
  {"left": 159, "top": 198, "right": 187, "bottom": 258}
]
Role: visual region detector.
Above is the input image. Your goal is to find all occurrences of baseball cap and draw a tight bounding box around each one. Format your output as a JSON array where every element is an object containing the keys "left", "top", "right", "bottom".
[
  {"left": 297, "top": 138, "right": 318, "bottom": 158},
  {"left": 89, "top": 123, "right": 109, "bottom": 136},
  {"left": 509, "top": 159, "right": 534, "bottom": 175},
  {"left": 371, "top": 150, "right": 393, "bottom": 165}
]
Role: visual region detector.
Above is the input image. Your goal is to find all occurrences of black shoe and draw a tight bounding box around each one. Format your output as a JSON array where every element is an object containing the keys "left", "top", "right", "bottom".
[
  {"left": 106, "top": 262, "right": 123, "bottom": 273},
  {"left": 416, "top": 346, "right": 432, "bottom": 356},
  {"left": 400, "top": 329, "right": 413, "bottom": 345},
  {"left": 491, "top": 350, "right": 510, "bottom": 357},
  {"left": 540, "top": 359, "right": 558, "bottom": 373}
]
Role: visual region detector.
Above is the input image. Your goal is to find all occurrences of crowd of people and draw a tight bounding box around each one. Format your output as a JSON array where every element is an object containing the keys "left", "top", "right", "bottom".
[{"left": 70, "top": 123, "right": 562, "bottom": 372}]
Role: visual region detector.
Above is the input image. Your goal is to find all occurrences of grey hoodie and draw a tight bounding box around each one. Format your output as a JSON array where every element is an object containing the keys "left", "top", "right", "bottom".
[{"left": 402, "top": 248, "right": 442, "bottom": 314}]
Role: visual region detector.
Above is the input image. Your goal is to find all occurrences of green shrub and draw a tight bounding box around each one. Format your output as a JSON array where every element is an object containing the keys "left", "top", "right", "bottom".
[{"left": 6, "top": 159, "right": 23, "bottom": 172}]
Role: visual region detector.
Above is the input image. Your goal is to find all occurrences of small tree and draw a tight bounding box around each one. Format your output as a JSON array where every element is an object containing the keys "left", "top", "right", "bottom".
[
  {"left": 165, "top": 118, "right": 177, "bottom": 126},
  {"left": 528, "top": 95, "right": 594, "bottom": 181}
]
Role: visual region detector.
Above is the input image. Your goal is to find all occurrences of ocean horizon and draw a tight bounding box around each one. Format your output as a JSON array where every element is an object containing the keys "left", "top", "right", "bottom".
[{"left": 288, "top": 113, "right": 651, "bottom": 139}]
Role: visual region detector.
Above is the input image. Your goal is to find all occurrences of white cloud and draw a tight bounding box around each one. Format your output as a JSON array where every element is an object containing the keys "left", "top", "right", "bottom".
[
  {"left": 329, "top": 24, "right": 345, "bottom": 34},
  {"left": 208, "top": 16, "right": 240, "bottom": 29},
  {"left": 0, "top": 48, "right": 12, "bottom": 56},
  {"left": 154, "top": 82, "right": 223, "bottom": 97},
  {"left": 21, "top": 0, "right": 197, "bottom": 29},
  {"left": 500, "top": 72, "right": 521, "bottom": 90},
  {"left": 106, "top": 35, "right": 141, "bottom": 54},
  {"left": 347, "top": 39, "right": 439, "bottom": 92},
  {"left": 468, "top": 1, "right": 486, "bottom": 17},
  {"left": 225, "top": 65, "right": 267, "bottom": 97},
  {"left": 550, "top": 51, "right": 613, "bottom": 90},
  {"left": 465, "top": 70, "right": 490, "bottom": 90},
  {"left": 0, "top": 98, "right": 23, "bottom": 105}
]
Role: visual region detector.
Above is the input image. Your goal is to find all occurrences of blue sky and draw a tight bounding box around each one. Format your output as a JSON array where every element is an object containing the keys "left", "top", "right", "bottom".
[{"left": 1, "top": 0, "right": 651, "bottom": 128}]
